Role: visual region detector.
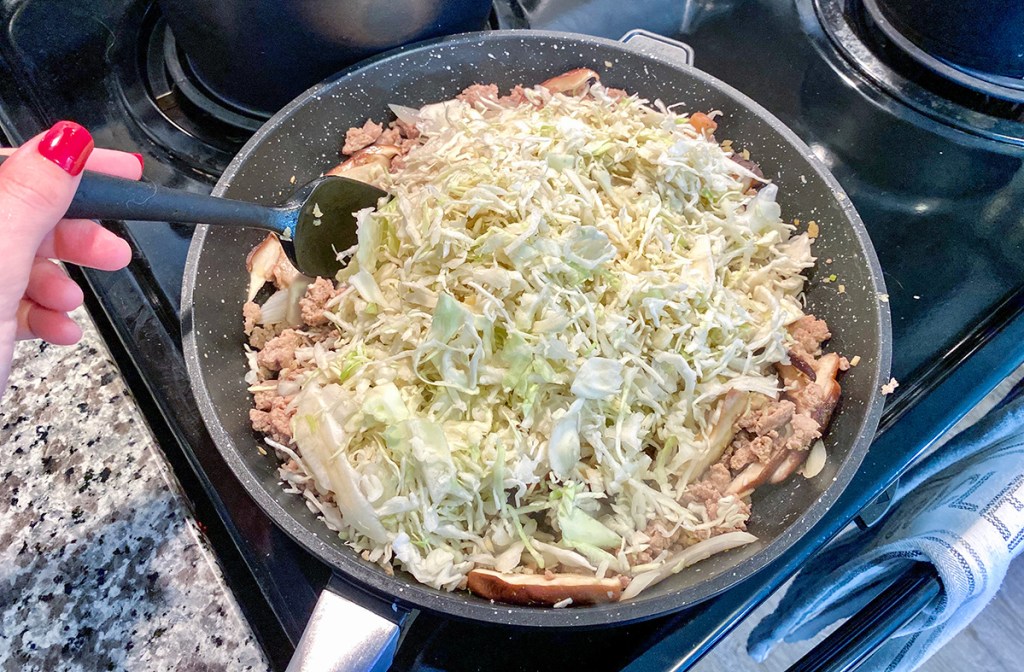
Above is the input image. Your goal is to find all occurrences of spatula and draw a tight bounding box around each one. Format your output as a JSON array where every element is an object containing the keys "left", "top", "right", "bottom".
[{"left": 8, "top": 157, "right": 388, "bottom": 278}]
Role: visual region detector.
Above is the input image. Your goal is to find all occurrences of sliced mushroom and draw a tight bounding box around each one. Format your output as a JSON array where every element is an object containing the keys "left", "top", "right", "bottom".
[
  {"left": 729, "top": 155, "right": 765, "bottom": 193},
  {"left": 814, "top": 352, "right": 842, "bottom": 382},
  {"left": 788, "top": 353, "right": 842, "bottom": 428},
  {"left": 692, "top": 390, "right": 750, "bottom": 478},
  {"left": 467, "top": 569, "right": 622, "bottom": 606},
  {"left": 539, "top": 68, "right": 600, "bottom": 95},
  {"left": 729, "top": 348, "right": 844, "bottom": 496},
  {"left": 809, "top": 380, "right": 841, "bottom": 428},
  {"left": 326, "top": 144, "right": 400, "bottom": 186},
  {"left": 785, "top": 350, "right": 817, "bottom": 381},
  {"left": 768, "top": 450, "right": 807, "bottom": 485},
  {"left": 246, "top": 233, "right": 300, "bottom": 302},
  {"left": 246, "top": 234, "right": 283, "bottom": 301},
  {"left": 726, "top": 435, "right": 793, "bottom": 497}
]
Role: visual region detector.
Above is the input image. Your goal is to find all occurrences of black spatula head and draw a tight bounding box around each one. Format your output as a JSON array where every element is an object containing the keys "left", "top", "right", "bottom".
[{"left": 280, "top": 175, "right": 388, "bottom": 278}]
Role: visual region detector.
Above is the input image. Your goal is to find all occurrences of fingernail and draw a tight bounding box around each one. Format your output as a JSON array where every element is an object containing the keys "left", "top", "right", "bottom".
[
  {"left": 132, "top": 153, "right": 145, "bottom": 172},
  {"left": 37, "top": 121, "right": 94, "bottom": 176}
]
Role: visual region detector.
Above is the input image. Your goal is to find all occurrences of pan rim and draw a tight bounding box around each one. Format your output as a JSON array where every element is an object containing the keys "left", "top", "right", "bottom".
[{"left": 182, "top": 28, "right": 892, "bottom": 628}]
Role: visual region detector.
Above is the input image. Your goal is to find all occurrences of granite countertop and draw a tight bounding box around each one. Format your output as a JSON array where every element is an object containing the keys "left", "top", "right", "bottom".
[{"left": 0, "top": 307, "right": 270, "bottom": 671}]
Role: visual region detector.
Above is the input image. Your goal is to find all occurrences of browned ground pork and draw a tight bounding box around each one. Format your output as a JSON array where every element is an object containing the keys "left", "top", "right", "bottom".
[
  {"left": 299, "top": 277, "right": 341, "bottom": 327},
  {"left": 683, "top": 315, "right": 844, "bottom": 509},
  {"left": 342, "top": 119, "right": 383, "bottom": 154},
  {"left": 250, "top": 391, "right": 294, "bottom": 445},
  {"left": 242, "top": 247, "right": 344, "bottom": 444},
  {"left": 457, "top": 83, "right": 500, "bottom": 106},
  {"left": 788, "top": 315, "right": 831, "bottom": 359}
]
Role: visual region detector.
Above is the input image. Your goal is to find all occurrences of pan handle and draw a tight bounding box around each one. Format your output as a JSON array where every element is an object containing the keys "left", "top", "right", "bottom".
[
  {"left": 286, "top": 574, "right": 413, "bottom": 672},
  {"left": 619, "top": 29, "right": 695, "bottom": 67}
]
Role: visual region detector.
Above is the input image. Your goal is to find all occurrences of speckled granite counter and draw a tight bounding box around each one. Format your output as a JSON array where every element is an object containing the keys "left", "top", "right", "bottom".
[{"left": 0, "top": 307, "right": 269, "bottom": 671}]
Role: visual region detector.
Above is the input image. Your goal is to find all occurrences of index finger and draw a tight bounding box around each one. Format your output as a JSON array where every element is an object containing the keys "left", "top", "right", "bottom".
[{"left": 0, "top": 147, "right": 143, "bottom": 181}]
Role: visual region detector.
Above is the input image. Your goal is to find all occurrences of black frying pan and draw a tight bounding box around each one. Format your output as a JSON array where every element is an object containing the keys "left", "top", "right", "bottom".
[{"left": 182, "top": 29, "right": 891, "bottom": 669}]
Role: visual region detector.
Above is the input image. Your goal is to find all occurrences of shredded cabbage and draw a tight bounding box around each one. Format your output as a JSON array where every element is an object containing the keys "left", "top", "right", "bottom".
[{"left": 281, "top": 81, "right": 814, "bottom": 597}]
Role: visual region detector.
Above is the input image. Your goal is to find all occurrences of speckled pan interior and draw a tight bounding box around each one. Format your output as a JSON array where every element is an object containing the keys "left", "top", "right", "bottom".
[{"left": 182, "top": 30, "right": 892, "bottom": 627}]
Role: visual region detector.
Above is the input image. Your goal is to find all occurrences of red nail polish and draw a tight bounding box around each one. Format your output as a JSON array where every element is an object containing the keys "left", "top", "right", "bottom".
[
  {"left": 37, "top": 121, "right": 94, "bottom": 176},
  {"left": 132, "top": 153, "right": 145, "bottom": 172}
]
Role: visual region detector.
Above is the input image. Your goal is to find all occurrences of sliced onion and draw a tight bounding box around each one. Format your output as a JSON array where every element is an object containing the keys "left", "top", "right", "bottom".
[
  {"left": 621, "top": 531, "right": 757, "bottom": 600},
  {"left": 800, "top": 440, "right": 827, "bottom": 479},
  {"left": 259, "top": 289, "right": 290, "bottom": 325},
  {"left": 277, "top": 379, "right": 301, "bottom": 397},
  {"left": 388, "top": 103, "right": 421, "bottom": 126},
  {"left": 285, "top": 276, "right": 312, "bottom": 327},
  {"left": 532, "top": 540, "right": 596, "bottom": 571},
  {"left": 494, "top": 541, "right": 525, "bottom": 573}
]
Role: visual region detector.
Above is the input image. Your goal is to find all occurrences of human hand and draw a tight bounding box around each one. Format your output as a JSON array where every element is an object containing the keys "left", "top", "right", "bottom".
[{"left": 0, "top": 121, "right": 144, "bottom": 394}]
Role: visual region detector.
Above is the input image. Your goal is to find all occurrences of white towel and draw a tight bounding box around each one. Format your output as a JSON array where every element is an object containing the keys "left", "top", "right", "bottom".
[{"left": 747, "top": 393, "right": 1024, "bottom": 671}]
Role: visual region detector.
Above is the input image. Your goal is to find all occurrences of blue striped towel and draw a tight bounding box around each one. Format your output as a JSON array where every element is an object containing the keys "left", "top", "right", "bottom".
[{"left": 747, "top": 393, "right": 1024, "bottom": 671}]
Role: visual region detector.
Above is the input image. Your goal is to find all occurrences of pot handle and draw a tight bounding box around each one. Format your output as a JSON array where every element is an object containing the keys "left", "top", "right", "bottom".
[
  {"left": 619, "top": 29, "right": 695, "bottom": 67},
  {"left": 286, "top": 574, "right": 413, "bottom": 672}
]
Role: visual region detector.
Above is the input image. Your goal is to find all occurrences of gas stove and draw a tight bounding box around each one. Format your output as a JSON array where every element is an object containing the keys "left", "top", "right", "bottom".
[{"left": 1, "top": 0, "right": 1022, "bottom": 669}]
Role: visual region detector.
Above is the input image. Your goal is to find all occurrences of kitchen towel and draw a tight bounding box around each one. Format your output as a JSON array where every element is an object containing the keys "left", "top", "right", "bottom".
[{"left": 747, "top": 392, "right": 1024, "bottom": 671}]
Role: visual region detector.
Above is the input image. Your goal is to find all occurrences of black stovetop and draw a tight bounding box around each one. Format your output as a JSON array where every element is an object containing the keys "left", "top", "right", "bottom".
[{"left": 2, "top": 0, "right": 1023, "bottom": 669}]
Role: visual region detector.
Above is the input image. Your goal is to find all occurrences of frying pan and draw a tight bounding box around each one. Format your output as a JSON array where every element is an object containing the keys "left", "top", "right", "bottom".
[{"left": 182, "top": 29, "right": 891, "bottom": 670}]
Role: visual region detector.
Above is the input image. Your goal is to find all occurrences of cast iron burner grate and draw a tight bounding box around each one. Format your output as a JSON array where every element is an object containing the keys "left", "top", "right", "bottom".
[
  {"left": 159, "top": 27, "right": 268, "bottom": 133},
  {"left": 112, "top": 5, "right": 260, "bottom": 175},
  {"left": 813, "top": 0, "right": 1024, "bottom": 145}
]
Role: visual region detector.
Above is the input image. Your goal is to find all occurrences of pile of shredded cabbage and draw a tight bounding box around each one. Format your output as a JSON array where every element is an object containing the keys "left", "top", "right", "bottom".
[{"left": 274, "top": 82, "right": 815, "bottom": 597}]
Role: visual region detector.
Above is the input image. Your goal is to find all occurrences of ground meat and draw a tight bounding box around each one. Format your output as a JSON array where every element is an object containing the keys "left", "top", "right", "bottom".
[
  {"left": 683, "top": 480, "right": 721, "bottom": 516},
  {"left": 681, "top": 475, "right": 750, "bottom": 540},
  {"left": 635, "top": 466, "right": 744, "bottom": 565},
  {"left": 250, "top": 394, "right": 294, "bottom": 444},
  {"left": 243, "top": 301, "right": 261, "bottom": 334},
  {"left": 392, "top": 118, "right": 420, "bottom": 140},
  {"left": 635, "top": 521, "right": 683, "bottom": 564},
  {"left": 249, "top": 323, "right": 284, "bottom": 350},
  {"left": 706, "top": 463, "right": 732, "bottom": 493},
  {"left": 457, "top": 83, "right": 499, "bottom": 107},
  {"left": 647, "top": 525, "right": 673, "bottom": 554},
  {"left": 399, "top": 135, "right": 420, "bottom": 153},
  {"left": 727, "top": 393, "right": 823, "bottom": 473},
  {"left": 499, "top": 85, "right": 532, "bottom": 107},
  {"left": 253, "top": 389, "right": 276, "bottom": 411},
  {"left": 376, "top": 127, "right": 401, "bottom": 146},
  {"left": 738, "top": 399, "right": 795, "bottom": 435},
  {"left": 299, "top": 277, "right": 338, "bottom": 327},
  {"left": 786, "top": 380, "right": 839, "bottom": 429},
  {"left": 256, "top": 329, "right": 304, "bottom": 372},
  {"left": 728, "top": 433, "right": 774, "bottom": 472},
  {"left": 382, "top": 118, "right": 423, "bottom": 173},
  {"left": 271, "top": 254, "right": 299, "bottom": 290},
  {"left": 342, "top": 119, "right": 383, "bottom": 155},
  {"left": 789, "top": 315, "right": 831, "bottom": 359},
  {"left": 785, "top": 413, "right": 821, "bottom": 452}
]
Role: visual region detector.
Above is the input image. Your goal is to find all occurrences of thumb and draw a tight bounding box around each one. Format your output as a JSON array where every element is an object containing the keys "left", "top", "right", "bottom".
[
  {"left": 0, "top": 121, "right": 93, "bottom": 309},
  {"left": 0, "top": 121, "right": 94, "bottom": 242}
]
